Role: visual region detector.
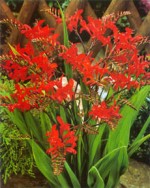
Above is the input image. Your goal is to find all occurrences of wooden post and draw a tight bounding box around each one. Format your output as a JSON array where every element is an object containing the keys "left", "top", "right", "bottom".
[
  {"left": 127, "top": 0, "right": 142, "bottom": 32},
  {"left": 83, "top": 1, "right": 97, "bottom": 20},
  {"left": 104, "top": 0, "right": 130, "bottom": 16},
  {"left": 137, "top": 11, "right": 150, "bottom": 53},
  {"left": 8, "top": 0, "right": 38, "bottom": 46},
  {"left": 38, "top": 0, "right": 57, "bottom": 29},
  {"left": 86, "top": 0, "right": 130, "bottom": 58},
  {"left": 0, "top": 0, "right": 15, "bottom": 20},
  {"left": 55, "top": 0, "right": 87, "bottom": 44}
]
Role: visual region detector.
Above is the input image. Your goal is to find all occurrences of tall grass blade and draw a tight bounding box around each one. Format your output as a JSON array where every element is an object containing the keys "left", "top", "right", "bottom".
[
  {"left": 6, "top": 109, "right": 28, "bottom": 134},
  {"left": 23, "top": 111, "right": 42, "bottom": 143},
  {"left": 88, "top": 166, "right": 104, "bottom": 188},
  {"left": 64, "top": 162, "right": 81, "bottom": 188},
  {"left": 105, "top": 86, "right": 150, "bottom": 152},
  {"left": 7, "top": 43, "right": 20, "bottom": 55},
  {"left": 94, "top": 146, "right": 127, "bottom": 179},
  {"left": 30, "top": 140, "right": 58, "bottom": 186},
  {"left": 40, "top": 112, "right": 52, "bottom": 142},
  {"left": 88, "top": 125, "right": 106, "bottom": 168},
  {"left": 128, "top": 134, "right": 150, "bottom": 156},
  {"left": 56, "top": 0, "right": 72, "bottom": 79},
  {"left": 132, "top": 115, "right": 150, "bottom": 144}
]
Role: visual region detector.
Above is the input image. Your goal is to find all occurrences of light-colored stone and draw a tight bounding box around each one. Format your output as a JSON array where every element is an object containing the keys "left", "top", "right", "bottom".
[{"left": 119, "top": 159, "right": 150, "bottom": 188}]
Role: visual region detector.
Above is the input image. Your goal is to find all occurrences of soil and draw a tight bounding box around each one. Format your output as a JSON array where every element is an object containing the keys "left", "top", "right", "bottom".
[{"left": 1, "top": 173, "right": 50, "bottom": 188}]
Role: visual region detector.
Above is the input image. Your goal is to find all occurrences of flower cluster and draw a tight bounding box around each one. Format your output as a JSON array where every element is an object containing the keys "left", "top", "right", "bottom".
[
  {"left": 1, "top": 20, "right": 75, "bottom": 112},
  {"left": 0, "top": 9, "right": 149, "bottom": 175},
  {"left": 89, "top": 101, "right": 122, "bottom": 129},
  {"left": 62, "top": 13, "right": 149, "bottom": 90},
  {"left": 140, "top": 0, "right": 150, "bottom": 13},
  {"left": 46, "top": 116, "right": 77, "bottom": 175}
]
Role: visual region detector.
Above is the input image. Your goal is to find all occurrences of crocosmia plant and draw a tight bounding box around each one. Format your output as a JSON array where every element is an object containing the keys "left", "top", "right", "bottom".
[{"left": 0, "top": 8, "right": 150, "bottom": 188}]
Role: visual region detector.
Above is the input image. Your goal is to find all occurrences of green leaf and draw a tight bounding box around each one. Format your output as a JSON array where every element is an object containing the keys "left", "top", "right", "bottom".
[
  {"left": 77, "top": 132, "right": 82, "bottom": 179},
  {"left": 57, "top": 2, "right": 69, "bottom": 47},
  {"left": 132, "top": 115, "right": 150, "bottom": 144},
  {"left": 105, "top": 147, "right": 128, "bottom": 188},
  {"left": 57, "top": 174, "right": 71, "bottom": 188},
  {"left": 80, "top": 80, "right": 90, "bottom": 115},
  {"left": 105, "top": 85, "right": 150, "bottom": 152},
  {"left": 128, "top": 134, "right": 150, "bottom": 156},
  {"left": 60, "top": 106, "right": 67, "bottom": 122},
  {"left": 40, "top": 112, "right": 51, "bottom": 141},
  {"left": 88, "top": 166, "right": 104, "bottom": 188},
  {"left": 64, "top": 162, "right": 81, "bottom": 188},
  {"left": 7, "top": 43, "right": 20, "bottom": 55},
  {"left": 30, "top": 140, "right": 58, "bottom": 186},
  {"left": 48, "top": 104, "right": 57, "bottom": 124},
  {"left": 94, "top": 146, "right": 127, "bottom": 179},
  {"left": 23, "top": 111, "right": 42, "bottom": 143},
  {"left": 88, "top": 125, "right": 106, "bottom": 168},
  {"left": 56, "top": 1, "right": 72, "bottom": 79},
  {"left": 0, "top": 122, "right": 5, "bottom": 133},
  {"left": 7, "top": 109, "right": 28, "bottom": 135}
]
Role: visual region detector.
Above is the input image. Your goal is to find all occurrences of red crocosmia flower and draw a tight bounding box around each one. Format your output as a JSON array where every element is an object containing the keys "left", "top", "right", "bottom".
[
  {"left": 9, "top": 66, "right": 28, "bottom": 82},
  {"left": 56, "top": 17, "right": 62, "bottom": 24},
  {"left": 8, "top": 84, "right": 41, "bottom": 111},
  {"left": 2, "top": 60, "right": 29, "bottom": 82},
  {"left": 51, "top": 78, "right": 75, "bottom": 103},
  {"left": 31, "top": 53, "right": 57, "bottom": 75},
  {"left": 21, "top": 20, "right": 54, "bottom": 39},
  {"left": 110, "top": 73, "right": 139, "bottom": 90},
  {"left": 80, "top": 16, "right": 118, "bottom": 46},
  {"left": 46, "top": 116, "right": 77, "bottom": 174},
  {"left": 89, "top": 101, "right": 122, "bottom": 129},
  {"left": 15, "top": 43, "right": 34, "bottom": 59},
  {"left": 7, "top": 103, "right": 18, "bottom": 112},
  {"left": 61, "top": 45, "right": 110, "bottom": 86},
  {"left": 67, "top": 9, "right": 83, "bottom": 32},
  {"left": 60, "top": 44, "right": 78, "bottom": 65},
  {"left": 7, "top": 99, "right": 31, "bottom": 112},
  {"left": 128, "top": 56, "right": 149, "bottom": 78}
]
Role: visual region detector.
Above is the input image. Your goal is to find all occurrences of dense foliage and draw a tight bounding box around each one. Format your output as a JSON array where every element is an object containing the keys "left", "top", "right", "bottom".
[{"left": 0, "top": 5, "right": 150, "bottom": 188}]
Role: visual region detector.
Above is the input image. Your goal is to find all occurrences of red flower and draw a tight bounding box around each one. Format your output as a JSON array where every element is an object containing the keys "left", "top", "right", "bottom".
[
  {"left": 61, "top": 45, "right": 110, "bottom": 86},
  {"left": 20, "top": 20, "right": 54, "bottom": 39},
  {"left": 15, "top": 43, "right": 34, "bottom": 59},
  {"left": 51, "top": 78, "right": 75, "bottom": 103},
  {"left": 110, "top": 73, "right": 139, "bottom": 90},
  {"left": 89, "top": 101, "right": 122, "bottom": 129},
  {"left": 46, "top": 116, "right": 77, "bottom": 174},
  {"left": 80, "top": 16, "right": 117, "bottom": 46},
  {"left": 67, "top": 9, "right": 83, "bottom": 32}
]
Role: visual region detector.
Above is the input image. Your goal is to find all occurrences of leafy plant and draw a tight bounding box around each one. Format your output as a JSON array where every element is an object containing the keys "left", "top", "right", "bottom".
[
  {"left": 47, "top": 0, "right": 71, "bottom": 10},
  {"left": 0, "top": 107, "right": 35, "bottom": 184},
  {"left": 0, "top": 74, "right": 35, "bottom": 183},
  {"left": 130, "top": 95, "right": 150, "bottom": 164},
  {"left": 116, "top": 16, "right": 130, "bottom": 32},
  {"left": 0, "top": 6, "right": 150, "bottom": 188}
]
